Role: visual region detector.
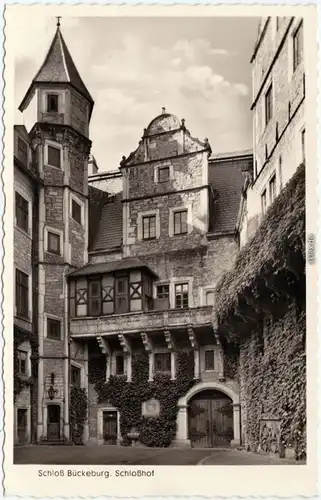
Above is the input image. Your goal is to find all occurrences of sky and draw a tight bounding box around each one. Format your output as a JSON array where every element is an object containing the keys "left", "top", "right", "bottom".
[{"left": 14, "top": 16, "right": 259, "bottom": 172}]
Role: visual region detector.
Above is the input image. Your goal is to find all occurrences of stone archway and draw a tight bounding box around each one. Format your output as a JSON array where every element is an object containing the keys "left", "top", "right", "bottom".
[{"left": 175, "top": 382, "right": 240, "bottom": 448}]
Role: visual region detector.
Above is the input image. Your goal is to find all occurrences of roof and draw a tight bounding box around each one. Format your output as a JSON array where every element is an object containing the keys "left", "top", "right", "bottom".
[
  {"left": 208, "top": 155, "right": 251, "bottom": 234},
  {"left": 210, "top": 149, "right": 253, "bottom": 161},
  {"left": 19, "top": 26, "right": 94, "bottom": 115},
  {"left": 89, "top": 190, "right": 123, "bottom": 252},
  {"left": 14, "top": 124, "right": 31, "bottom": 145},
  {"left": 69, "top": 257, "right": 159, "bottom": 278}
]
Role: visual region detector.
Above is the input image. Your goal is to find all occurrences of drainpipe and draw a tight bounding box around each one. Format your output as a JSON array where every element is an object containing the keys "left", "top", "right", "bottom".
[{"left": 63, "top": 266, "right": 70, "bottom": 442}]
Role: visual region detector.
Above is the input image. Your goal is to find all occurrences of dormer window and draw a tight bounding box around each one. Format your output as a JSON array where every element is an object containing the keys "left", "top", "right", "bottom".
[{"left": 47, "top": 94, "right": 59, "bottom": 113}]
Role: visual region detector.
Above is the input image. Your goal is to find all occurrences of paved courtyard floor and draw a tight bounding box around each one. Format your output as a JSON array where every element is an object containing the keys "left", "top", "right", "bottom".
[{"left": 14, "top": 445, "right": 303, "bottom": 466}]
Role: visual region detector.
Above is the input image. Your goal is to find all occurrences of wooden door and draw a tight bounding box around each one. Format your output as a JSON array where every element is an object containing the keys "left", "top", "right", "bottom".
[
  {"left": 188, "top": 391, "right": 233, "bottom": 448},
  {"left": 103, "top": 411, "right": 118, "bottom": 445},
  {"left": 47, "top": 405, "right": 61, "bottom": 440},
  {"left": 17, "top": 409, "right": 28, "bottom": 444}
]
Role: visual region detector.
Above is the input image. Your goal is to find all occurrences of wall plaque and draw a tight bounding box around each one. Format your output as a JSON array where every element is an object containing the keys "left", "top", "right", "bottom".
[{"left": 142, "top": 399, "right": 160, "bottom": 418}]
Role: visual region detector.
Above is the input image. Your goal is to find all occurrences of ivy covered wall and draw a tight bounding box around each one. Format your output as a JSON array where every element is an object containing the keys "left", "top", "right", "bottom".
[
  {"left": 88, "top": 350, "right": 195, "bottom": 447},
  {"left": 239, "top": 306, "right": 306, "bottom": 460}
]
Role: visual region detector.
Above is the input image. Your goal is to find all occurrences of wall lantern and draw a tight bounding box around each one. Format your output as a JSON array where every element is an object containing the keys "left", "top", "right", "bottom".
[{"left": 48, "top": 372, "right": 57, "bottom": 400}]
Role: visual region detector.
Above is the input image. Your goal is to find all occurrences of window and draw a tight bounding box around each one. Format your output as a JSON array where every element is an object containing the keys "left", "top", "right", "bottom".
[
  {"left": 276, "top": 17, "right": 280, "bottom": 30},
  {"left": 173, "top": 210, "right": 188, "bottom": 235},
  {"left": 279, "top": 156, "right": 283, "bottom": 190},
  {"left": 47, "top": 318, "right": 61, "bottom": 340},
  {"left": 158, "top": 166, "right": 170, "bottom": 183},
  {"left": 17, "top": 136, "right": 28, "bottom": 165},
  {"left": 204, "top": 349, "right": 215, "bottom": 371},
  {"left": 71, "top": 199, "right": 82, "bottom": 225},
  {"left": 17, "top": 350, "right": 28, "bottom": 375},
  {"left": 269, "top": 174, "right": 276, "bottom": 204},
  {"left": 115, "top": 355, "right": 124, "bottom": 375},
  {"left": 47, "top": 145, "right": 61, "bottom": 168},
  {"left": 142, "top": 215, "right": 156, "bottom": 240},
  {"left": 205, "top": 290, "right": 215, "bottom": 306},
  {"left": 71, "top": 365, "right": 81, "bottom": 387},
  {"left": 293, "top": 23, "right": 303, "bottom": 72},
  {"left": 156, "top": 285, "right": 169, "bottom": 299},
  {"left": 115, "top": 276, "right": 129, "bottom": 313},
  {"left": 261, "top": 190, "right": 267, "bottom": 214},
  {"left": 15, "top": 192, "right": 29, "bottom": 233},
  {"left": 154, "top": 352, "right": 171, "bottom": 373},
  {"left": 265, "top": 84, "right": 273, "bottom": 125},
  {"left": 175, "top": 283, "right": 189, "bottom": 309},
  {"left": 47, "top": 231, "right": 61, "bottom": 255},
  {"left": 47, "top": 94, "right": 59, "bottom": 113},
  {"left": 88, "top": 279, "right": 101, "bottom": 316},
  {"left": 301, "top": 128, "right": 306, "bottom": 162},
  {"left": 16, "top": 270, "right": 29, "bottom": 318}
]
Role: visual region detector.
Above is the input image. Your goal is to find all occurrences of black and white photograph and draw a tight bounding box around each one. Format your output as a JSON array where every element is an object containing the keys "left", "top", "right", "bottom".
[{"left": 3, "top": 4, "right": 318, "bottom": 498}]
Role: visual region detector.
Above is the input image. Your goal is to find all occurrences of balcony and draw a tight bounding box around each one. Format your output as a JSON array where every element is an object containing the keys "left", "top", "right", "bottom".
[{"left": 70, "top": 305, "right": 213, "bottom": 338}]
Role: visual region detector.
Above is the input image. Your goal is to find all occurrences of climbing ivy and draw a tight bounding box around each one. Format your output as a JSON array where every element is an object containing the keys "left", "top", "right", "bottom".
[
  {"left": 14, "top": 327, "right": 38, "bottom": 402},
  {"left": 240, "top": 309, "right": 306, "bottom": 460},
  {"left": 70, "top": 386, "right": 88, "bottom": 445},
  {"left": 91, "top": 351, "right": 195, "bottom": 447}
]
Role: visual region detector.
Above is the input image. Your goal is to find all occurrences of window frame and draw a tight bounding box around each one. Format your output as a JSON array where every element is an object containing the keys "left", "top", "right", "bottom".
[
  {"left": 142, "top": 214, "right": 157, "bottom": 240},
  {"left": 173, "top": 209, "right": 188, "bottom": 235},
  {"left": 205, "top": 289, "right": 215, "bottom": 306},
  {"left": 269, "top": 173, "right": 277, "bottom": 205},
  {"left": 158, "top": 166, "right": 170, "bottom": 183},
  {"left": 174, "top": 282, "right": 189, "bottom": 309},
  {"left": 70, "top": 365, "right": 82, "bottom": 387},
  {"left": 15, "top": 269, "right": 29, "bottom": 319},
  {"left": 87, "top": 277, "right": 102, "bottom": 317},
  {"left": 47, "top": 231, "right": 61, "bottom": 256},
  {"left": 154, "top": 352, "right": 171, "bottom": 374},
  {"left": 293, "top": 22, "right": 303, "bottom": 73},
  {"left": 44, "top": 140, "right": 63, "bottom": 169},
  {"left": 70, "top": 193, "right": 85, "bottom": 226},
  {"left": 204, "top": 349, "right": 215, "bottom": 372},
  {"left": 15, "top": 191, "right": 29, "bottom": 233},
  {"left": 264, "top": 84, "right": 273, "bottom": 126},
  {"left": 137, "top": 210, "right": 160, "bottom": 241},
  {"left": 46, "top": 93, "right": 59, "bottom": 113},
  {"left": 46, "top": 316, "right": 62, "bottom": 341}
]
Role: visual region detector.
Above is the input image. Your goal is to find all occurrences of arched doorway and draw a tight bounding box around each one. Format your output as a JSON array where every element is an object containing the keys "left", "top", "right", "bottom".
[{"left": 188, "top": 390, "right": 233, "bottom": 448}]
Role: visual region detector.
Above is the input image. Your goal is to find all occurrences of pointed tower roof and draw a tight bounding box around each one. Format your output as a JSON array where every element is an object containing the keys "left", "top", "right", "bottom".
[{"left": 19, "top": 24, "right": 94, "bottom": 117}]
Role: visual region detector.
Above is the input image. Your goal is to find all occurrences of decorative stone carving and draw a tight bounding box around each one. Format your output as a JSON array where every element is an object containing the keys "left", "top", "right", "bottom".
[
  {"left": 164, "top": 330, "right": 175, "bottom": 351},
  {"left": 118, "top": 333, "right": 131, "bottom": 355},
  {"left": 259, "top": 419, "right": 281, "bottom": 454},
  {"left": 97, "top": 336, "right": 111, "bottom": 356},
  {"left": 141, "top": 332, "right": 152, "bottom": 352},
  {"left": 188, "top": 326, "right": 198, "bottom": 349},
  {"left": 142, "top": 399, "right": 160, "bottom": 418}
]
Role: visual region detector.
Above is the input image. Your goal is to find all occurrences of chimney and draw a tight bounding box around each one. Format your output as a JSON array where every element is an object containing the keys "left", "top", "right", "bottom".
[{"left": 161, "top": 107, "right": 166, "bottom": 114}]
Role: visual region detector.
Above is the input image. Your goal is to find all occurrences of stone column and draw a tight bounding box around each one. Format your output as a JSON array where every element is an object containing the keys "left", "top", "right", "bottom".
[
  {"left": 148, "top": 352, "right": 154, "bottom": 382},
  {"left": 175, "top": 405, "right": 190, "bottom": 447},
  {"left": 231, "top": 403, "right": 241, "bottom": 447},
  {"left": 170, "top": 352, "right": 176, "bottom": 380},
  {"left": 106, "top": 355, "right": 111, "bottom": 382},
  {"left": 127, "top": 354, "right": 132, "bottom": 382},
  {"left": 194, "top": 349, "right": 200, "bottom": 379}
]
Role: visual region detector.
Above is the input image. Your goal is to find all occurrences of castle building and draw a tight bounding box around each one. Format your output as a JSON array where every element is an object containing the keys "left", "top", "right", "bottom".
[
  {"left": 238, "top": 16, "right": 305, "bottom": 245},
  {"left": 14, "top": 23, "right": 254, "bottom": 447}
]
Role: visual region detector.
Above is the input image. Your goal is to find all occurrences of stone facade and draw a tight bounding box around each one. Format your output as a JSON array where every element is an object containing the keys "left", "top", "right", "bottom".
[{"left": 240, "top": 16, "right": 305, "bottom": 244}]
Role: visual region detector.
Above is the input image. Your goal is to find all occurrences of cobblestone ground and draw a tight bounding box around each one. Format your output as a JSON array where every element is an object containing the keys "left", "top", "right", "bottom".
[{"left": 14, "top": 446, "right": 302, "bottom": 466}]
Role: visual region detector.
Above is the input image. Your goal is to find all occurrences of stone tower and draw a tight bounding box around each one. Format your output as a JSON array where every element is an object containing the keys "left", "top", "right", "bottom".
[{"left": 19, "top": 22, "right": 93, "bottom": 442}]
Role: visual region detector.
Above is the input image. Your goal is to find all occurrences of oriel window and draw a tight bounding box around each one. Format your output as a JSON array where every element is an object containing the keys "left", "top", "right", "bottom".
[{"left": 88, "top": 279, "right": 101, "bottom": 316}]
